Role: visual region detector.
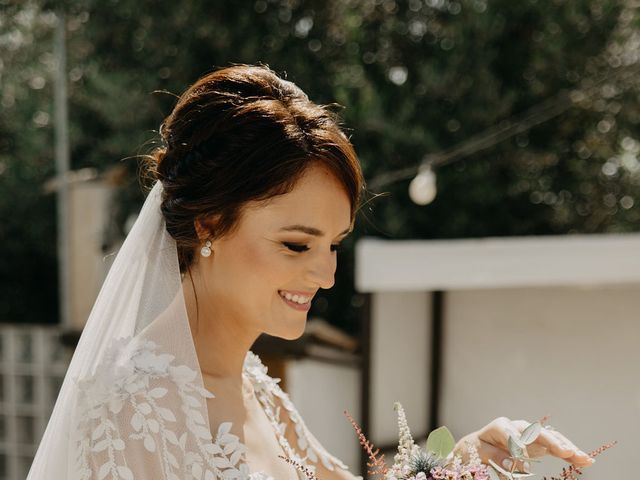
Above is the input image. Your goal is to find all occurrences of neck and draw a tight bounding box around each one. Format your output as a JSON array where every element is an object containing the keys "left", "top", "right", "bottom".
[{"left": 181, "top": 269, "right": 260, "bottom": 381}]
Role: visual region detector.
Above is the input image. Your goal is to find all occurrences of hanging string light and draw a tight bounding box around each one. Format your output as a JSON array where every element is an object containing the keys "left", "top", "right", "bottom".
[
  {"left": 409, "top": 164, "right": 437, "bottom": 205},
  {"left": 365, "top": 63, "right": 640, "bottom": 206}
]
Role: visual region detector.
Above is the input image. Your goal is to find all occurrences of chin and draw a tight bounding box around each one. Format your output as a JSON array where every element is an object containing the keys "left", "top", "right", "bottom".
[{"left": 269, "top": 320, "right": 307, "bottom": 341}]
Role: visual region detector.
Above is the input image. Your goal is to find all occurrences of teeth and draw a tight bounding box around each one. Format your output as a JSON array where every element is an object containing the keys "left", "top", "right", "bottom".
[{"left": 280, "top": 291, "right": 310, "bottom": 304}]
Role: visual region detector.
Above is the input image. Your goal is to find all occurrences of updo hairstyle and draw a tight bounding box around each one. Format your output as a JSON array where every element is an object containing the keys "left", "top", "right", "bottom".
[{"left": 146, "top": 64, "right": 365, "bottom": 273}]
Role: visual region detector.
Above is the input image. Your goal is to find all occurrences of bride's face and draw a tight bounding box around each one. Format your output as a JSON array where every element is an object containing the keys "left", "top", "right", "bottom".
[{"left": 201, "top": 162, "right": 352, "bottom": 340}]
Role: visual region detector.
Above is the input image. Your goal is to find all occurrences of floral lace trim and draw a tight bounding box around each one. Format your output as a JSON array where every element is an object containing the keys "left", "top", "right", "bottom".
[{"left": 243, "top": 351, "right": 349, "bottom": 475}]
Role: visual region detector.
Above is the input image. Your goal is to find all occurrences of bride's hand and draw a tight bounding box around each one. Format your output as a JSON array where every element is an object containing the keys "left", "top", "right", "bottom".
[{"left": 452, "top": 417, "right": 595, "bottom": 473}]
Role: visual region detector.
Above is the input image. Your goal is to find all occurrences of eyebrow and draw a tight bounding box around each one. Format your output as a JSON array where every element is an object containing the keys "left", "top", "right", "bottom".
[{"left": 278, "top": 224, "right": 352, "bottom": 237}]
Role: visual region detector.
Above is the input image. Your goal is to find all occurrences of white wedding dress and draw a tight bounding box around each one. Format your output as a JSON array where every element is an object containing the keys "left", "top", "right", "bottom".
[{"left": 73, "top": 335, "right": 351, "bottom": 480}]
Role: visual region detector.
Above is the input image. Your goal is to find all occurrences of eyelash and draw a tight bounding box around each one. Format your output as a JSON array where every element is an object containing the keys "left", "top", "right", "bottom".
[{"left": 283, "top": 242, "right": 343, "bottom": 253}]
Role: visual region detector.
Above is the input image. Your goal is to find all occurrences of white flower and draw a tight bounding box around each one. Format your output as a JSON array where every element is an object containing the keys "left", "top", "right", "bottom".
[{"left": 133, "top": 348, "right": 174, "bottom": 374}]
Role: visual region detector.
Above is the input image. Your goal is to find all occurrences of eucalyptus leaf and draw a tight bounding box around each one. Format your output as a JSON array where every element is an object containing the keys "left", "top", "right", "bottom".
[
  {"left": 521, "top": 457, "right": 542, "bottom": 463},
  {"left": 488, "top": 459, "right": 514, "bottom": 480},
  {"left": 520, "top": 423, "right": 542, "bottom": 445},
  {"left": 488, "top": 466, "right": 502, "bottom": 480},
  {"left": 426, "top": 426, "right": 455, "bottom": 459},
  {"left": 508, "top": 436, "right": 524, "bottom": 459},
  {"left": 510, "top": 434, "right": 526, "bottom": 449}
]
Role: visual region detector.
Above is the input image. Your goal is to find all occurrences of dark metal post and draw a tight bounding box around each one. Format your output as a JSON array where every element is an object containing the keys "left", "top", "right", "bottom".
[{"left": 429, "top": 291, "right": 444, "bottom": 431}]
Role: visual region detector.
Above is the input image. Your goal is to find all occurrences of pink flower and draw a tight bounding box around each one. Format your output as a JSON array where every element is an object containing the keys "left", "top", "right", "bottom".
[{"left": 430, "top": 466, "right": 458, "bottom": 480}]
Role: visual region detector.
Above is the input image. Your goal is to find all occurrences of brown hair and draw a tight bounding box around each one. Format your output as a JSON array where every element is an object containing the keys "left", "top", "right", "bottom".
[{"left": 145, "top": 64, "right": 364, "bottom": 273}]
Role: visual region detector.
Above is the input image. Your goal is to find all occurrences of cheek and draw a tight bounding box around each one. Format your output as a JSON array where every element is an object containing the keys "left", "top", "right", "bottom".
[{"left": 228, "top": 242, "right": 292, "bottom": 294}]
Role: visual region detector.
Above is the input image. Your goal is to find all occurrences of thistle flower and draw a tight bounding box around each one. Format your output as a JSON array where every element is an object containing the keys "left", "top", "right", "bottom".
[{"left": 409, "top": 450, "right": 443, "bottom": 476}]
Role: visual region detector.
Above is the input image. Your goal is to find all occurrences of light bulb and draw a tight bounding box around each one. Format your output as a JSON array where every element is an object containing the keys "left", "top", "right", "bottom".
[{"left": 409, "top": 167, "right": 437, "bottom": 205}]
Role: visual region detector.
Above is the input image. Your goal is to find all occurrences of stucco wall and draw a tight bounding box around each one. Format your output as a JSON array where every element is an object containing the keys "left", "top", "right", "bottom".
[{"left": 439, "top": 286, "right": 637, "bottom": 477}]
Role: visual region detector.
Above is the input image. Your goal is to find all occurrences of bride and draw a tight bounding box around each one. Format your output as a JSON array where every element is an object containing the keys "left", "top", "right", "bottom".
[{"left": 28, "top": 64, "right": 594, "bottom": 480}]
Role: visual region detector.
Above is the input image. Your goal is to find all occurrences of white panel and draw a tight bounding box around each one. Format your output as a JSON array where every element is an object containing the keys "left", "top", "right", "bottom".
[
  {"left": 287, "top": 359, "right": 361, "bottom": 475},
  {"left": 355, "top": 235, "right": 640, "bottom": 292},
  {"left": 370, "top": 291, "right": 431, "bottom": 445},
  {"left": 440, "top": 286, "right": 639, "bottom": 478},
  {"left": 69, "top": 181, "right": 113, "bottom": 332}
]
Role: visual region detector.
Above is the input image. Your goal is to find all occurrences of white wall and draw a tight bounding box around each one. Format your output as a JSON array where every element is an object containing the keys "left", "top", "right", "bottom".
[
  {"left": 440, "top": 285, "right": 639, "bottom": 477},
  {"left": 69, "top": 181, "right": 113, "bottom": 332},
  {"left": 287, "top": 359, "right": 362, "bottom": 475},
  {"left": 370, "top": 291, "right": 431, "bottom": 446}
]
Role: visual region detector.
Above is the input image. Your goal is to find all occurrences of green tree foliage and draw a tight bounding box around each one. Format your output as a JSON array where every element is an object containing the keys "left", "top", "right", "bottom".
[{"left": 1, "top": 0, "right": 639, "bottom": 330}]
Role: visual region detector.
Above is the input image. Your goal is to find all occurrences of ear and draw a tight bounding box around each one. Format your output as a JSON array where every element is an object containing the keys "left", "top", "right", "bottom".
[{"left": 194, "top": 214, "right": 221, "bottom": 242}]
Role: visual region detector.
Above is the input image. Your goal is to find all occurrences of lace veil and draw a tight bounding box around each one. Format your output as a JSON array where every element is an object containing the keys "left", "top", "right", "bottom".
[{"left": 27, "top": 180, "right": 237, "bottom": 479}]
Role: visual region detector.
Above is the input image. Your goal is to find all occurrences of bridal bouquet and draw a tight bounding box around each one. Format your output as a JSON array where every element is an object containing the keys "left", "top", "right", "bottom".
[
  {"left": 341, "top": 403, "right": 616, "bottom": 480},
  {"left": 281, "top": 402, "right": 614, "bottom": 480}
]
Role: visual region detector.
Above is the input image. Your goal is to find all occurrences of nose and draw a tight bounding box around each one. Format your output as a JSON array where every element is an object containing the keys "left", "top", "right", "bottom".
[{"left": 306, "top": 250, "right": 337, "bottom": 290}]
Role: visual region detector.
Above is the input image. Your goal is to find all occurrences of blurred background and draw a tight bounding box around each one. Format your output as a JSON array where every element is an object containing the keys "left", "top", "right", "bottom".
[{"left": 1, "top": 0, "right": 639, "bottom": 478}]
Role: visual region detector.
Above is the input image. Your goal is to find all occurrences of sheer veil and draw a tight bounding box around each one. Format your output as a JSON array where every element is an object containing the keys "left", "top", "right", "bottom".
[{"left": 27, "top": 180, "right": 229, "bottom": 479}]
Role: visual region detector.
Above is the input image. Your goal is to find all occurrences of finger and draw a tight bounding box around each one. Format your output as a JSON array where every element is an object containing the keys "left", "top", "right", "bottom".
[
  {"left": 511, "top": 420, "right": 594, "bottom": 467},
  {"left": 511, "top": 420, "right": 546, "bottom": 457},
  {"left": 510, "top": 420, "right": 547, "bottom": 457},
  {"left": 548, "top": 429, "right": 579, "bottom": 451},
  {"left": 480, "top": 417, "right": 522, "bottom": 450},
  {"left": 533, "top": 429, "right": 576, "bottom": 459},
  {"left": 564, "top": 451, "right": 596, "bottom": 468},
  {"left": 551, "top": 430, "right": 595, "bottom": 467},
  {"left": 526, "top": 444, "right": 548, "bottom": 458},
  {"left": 495, "top": 418, "right": 533, "bottom": 457},
  {"left": 546, "top": 430, "right": 594, "bottom": 466}
]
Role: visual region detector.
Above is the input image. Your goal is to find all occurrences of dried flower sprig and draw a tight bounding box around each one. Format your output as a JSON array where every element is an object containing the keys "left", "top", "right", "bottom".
[
  {"left": 343, "top": 410, "right": 389, "bottom": 478},
  {"left": 542, "top": 441, "right": 618, "bottom": 480},
  {"left": 278, "top": 455, "right": 320, "bottom": 480}
]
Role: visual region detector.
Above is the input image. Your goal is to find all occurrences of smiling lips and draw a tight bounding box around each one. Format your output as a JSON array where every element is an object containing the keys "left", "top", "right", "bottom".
[{"left": 278, "top": 290, "right": 313, "bottom": 311}]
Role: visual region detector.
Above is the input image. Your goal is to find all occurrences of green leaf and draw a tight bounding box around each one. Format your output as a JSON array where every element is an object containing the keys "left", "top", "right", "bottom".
[
  {"left": 523, "top": 457, "right": 542, "bottom": 463},
  {"left": 510, "top": 434, "right": 526, "bottom": 450},
  {"left": 508, "top": 435, "right": 524, "bottom": 459},
  {"left": 488, "top": 466, "right": 502, "bottom": 480},
  {"left": 488, "top": 459, "right": 514, "bottom": 480},
  {"left": 426, "top": 426, "right": 455, "bottom": 459},
  {"left": 520, "top": 422, "right": 542, "bottom": 445}
]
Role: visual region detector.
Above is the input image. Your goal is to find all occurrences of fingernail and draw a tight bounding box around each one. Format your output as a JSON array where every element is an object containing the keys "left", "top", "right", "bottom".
[{"left": 502, "top": 459, "right": 513, "bottom": 469}]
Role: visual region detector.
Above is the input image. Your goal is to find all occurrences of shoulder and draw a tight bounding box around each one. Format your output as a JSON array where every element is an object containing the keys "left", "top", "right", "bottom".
[{"left": 74, "top": 336, "right": 213, "bottom": 423}]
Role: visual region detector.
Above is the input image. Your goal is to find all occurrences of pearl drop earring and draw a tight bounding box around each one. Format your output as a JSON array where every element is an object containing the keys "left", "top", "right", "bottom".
[{"left": 200, "top": 240, "right": 212, "bottom": 258}]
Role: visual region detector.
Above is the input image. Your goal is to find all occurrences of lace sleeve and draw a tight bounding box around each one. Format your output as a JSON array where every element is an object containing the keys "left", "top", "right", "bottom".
[
  {"left": 270, "top": 384, "right": 363, "bottom": 480},
  {"left": 243, "top": 351, "right": 362, "bottom": 480}
]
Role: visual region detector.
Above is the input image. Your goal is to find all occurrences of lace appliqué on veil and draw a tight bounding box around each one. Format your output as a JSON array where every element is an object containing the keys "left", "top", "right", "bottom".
[{"left": 73, "top": 336, "right": 257, "bottom": 480}]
